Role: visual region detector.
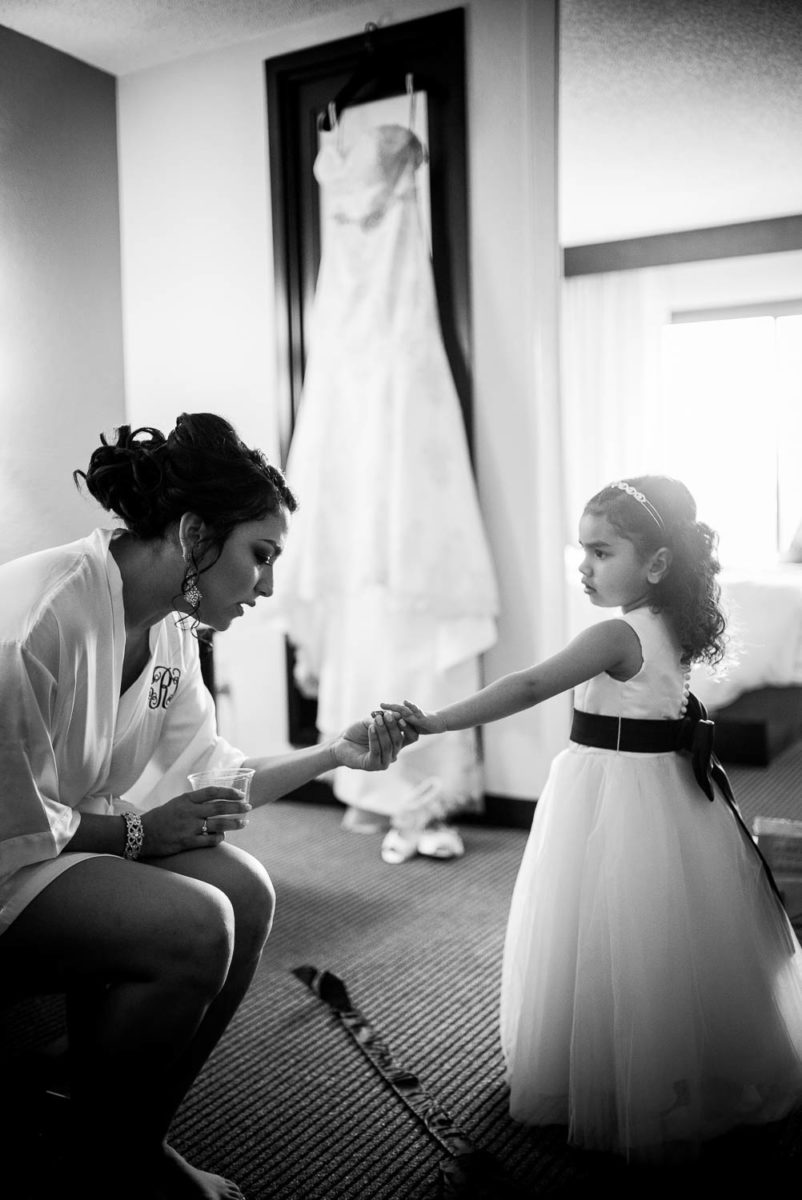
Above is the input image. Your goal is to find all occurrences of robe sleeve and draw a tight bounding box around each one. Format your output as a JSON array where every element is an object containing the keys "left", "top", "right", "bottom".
[
  {"left": 0, "top": 640, "right": 80, "bottom": 878},
  {"left": 120, "top": 629, "right": 245, "bottom": 812}
]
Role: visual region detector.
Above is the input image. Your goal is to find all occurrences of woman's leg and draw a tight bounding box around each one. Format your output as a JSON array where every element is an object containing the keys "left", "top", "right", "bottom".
[
  {"left": 144, "top": 842, "right": 274, "bottom": 1148},
  {"left": 1, "top": 846, "right": 272, "bottom": 1198}
]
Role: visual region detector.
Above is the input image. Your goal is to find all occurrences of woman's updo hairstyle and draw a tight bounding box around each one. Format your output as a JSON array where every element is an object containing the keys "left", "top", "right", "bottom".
[
  {"left": 74, "top": 413, "right": 297, "bottom": 557},
  {"left": 584, "top": 474, "right": 726, "bottom": 666}
]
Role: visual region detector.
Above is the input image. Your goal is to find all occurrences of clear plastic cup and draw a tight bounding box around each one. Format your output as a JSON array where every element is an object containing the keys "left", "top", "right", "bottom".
[{"left": 187, "top": 767, "right": 255, "bottom": 804}]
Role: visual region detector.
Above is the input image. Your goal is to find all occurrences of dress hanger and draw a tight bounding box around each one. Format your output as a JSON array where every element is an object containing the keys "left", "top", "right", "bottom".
[{"left": 322, "top": 23, "right": 417, "bottom": 131}]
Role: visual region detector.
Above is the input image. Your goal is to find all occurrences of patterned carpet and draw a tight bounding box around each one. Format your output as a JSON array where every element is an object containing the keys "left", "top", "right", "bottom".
[
  {"left": 5, "top": 739, "right": 802, "bottom": 1198},
  {"left": 166, "top": 739, "right": 802, "bottom": 1198},
  {"left": 728, "top": 741, "right": 802, "bottom": 826}
]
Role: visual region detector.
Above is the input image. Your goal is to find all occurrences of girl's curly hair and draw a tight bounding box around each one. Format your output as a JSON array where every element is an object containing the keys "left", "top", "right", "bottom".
[{"left": 584, "top": 475, "right": 727, "bottom": 666}]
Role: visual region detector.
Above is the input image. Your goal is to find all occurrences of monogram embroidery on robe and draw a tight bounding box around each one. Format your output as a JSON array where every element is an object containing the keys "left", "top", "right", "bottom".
[{"left": 149, "top": 666, "right": 181, "bottom": 710}]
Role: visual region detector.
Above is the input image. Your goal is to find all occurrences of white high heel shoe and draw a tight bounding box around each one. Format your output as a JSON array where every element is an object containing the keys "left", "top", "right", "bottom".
[
  {"left": 380, "top": 820, "right": 465, "bottom": 864},
  {"left": 380, "top": 777, "right": 465, "bottom": 863},
  {"left": 380, "top": 826, "right": 421, "bottom": 864},
  {"left": 417, "top": 820, "right": 465, "bottom": 859}
]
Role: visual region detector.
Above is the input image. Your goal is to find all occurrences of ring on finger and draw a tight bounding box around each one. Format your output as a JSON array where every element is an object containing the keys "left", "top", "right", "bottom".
[{"left": 201, "top": 818, "right": 208, "bottom": 836}]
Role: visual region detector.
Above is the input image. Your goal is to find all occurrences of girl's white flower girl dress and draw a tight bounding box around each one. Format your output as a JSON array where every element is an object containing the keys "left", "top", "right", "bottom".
[{"left": 501, "top": 605, "right": 802, "bottom": 1162}]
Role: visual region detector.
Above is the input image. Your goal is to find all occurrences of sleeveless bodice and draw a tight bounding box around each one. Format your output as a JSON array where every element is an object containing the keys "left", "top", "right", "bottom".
[
  {"left": 574, "top": 606, "right": 691, "bottom": 721},
  {"left": 314, "top": 125, "right": 424, "bottom": 228}
]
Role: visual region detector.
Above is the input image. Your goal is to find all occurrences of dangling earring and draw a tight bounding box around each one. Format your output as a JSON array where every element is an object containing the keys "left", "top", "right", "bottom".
[{"left": 182, "top": 567, "right": 202, "bottom": 609}]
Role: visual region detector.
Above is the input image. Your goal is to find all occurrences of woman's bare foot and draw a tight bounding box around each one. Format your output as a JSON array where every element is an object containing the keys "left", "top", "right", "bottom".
[
  {"left": 77, "top": 1143, "right": 245, "bottom": 1200},
  {"left": 157, "top": 1143, "right": 245, "bottom": 1199}
]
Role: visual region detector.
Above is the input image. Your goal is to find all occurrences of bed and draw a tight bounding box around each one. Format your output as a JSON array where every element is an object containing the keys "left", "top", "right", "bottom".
[{"left": 690, "top": 564, "right": 802, "bottom": 711}]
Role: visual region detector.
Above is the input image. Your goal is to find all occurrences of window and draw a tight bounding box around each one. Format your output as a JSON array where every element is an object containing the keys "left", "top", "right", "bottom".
[{"left": 660, "top": 308, "right": 802, "bottom": 566}]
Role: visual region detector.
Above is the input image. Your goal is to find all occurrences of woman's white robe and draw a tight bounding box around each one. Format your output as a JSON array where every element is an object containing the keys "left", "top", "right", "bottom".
[{"left": 0, "top": 528, "right": 243, "bottom": 933}]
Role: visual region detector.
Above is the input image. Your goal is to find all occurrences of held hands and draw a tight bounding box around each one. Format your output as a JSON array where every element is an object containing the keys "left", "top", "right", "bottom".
[
  {"left": 379, "top": 700, "right": 447, "bottom": 736},
  {"left": 141, "top": 788, "right": 251, "bottom": 856},
  {"left": 332, "top": 709, "right": 418, "bottom": 772}
]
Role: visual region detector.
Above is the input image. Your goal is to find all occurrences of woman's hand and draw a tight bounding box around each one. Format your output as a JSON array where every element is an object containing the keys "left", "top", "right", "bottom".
[
  {"left": 379, "top": 700, "right": 447, "bottom": 736},
  {"left": 141, "top": 787, "right": 251, "bottom": 856},
  {"left": 332, "top": 710, "right": 414, "bottom": 772}
]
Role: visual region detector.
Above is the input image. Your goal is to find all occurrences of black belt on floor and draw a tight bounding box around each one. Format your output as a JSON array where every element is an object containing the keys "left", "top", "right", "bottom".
[{"left": 570, "top": 693, "right": 792, "bottom": 941}]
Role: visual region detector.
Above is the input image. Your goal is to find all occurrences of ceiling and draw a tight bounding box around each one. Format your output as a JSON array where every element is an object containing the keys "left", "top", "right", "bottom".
[
  {"left": 559, "top": 0, "right": 802, "bottom": 243},
  {"left": 1, "top": 0, "right": 801, "bottom": 244},
  {"left": 0, "top": 0, "right": 355, "bottom": 75}
]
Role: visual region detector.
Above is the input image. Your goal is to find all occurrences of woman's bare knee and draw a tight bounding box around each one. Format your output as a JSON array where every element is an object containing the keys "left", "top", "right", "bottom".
[
  {"left": 157, "top": 844, "right": 275, "bottom": 961},
  {"left": 227, "top": 853, "right": 276, "bottom": 954},
  {"left": 149, "top": 881, "right": 236, "bottom": 997}
]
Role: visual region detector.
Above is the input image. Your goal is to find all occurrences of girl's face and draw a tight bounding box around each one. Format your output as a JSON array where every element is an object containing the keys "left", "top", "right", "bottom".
[
  {"left": 577, "top": 511, "right": 656, "bottom": 612},
  {"left": 194, "top": 506, "right": 291, "bottom": 631}
]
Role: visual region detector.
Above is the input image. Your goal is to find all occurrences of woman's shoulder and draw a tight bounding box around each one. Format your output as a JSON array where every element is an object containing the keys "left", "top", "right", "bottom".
[
  {"left": 0, "top": 528, "right": 111, "bottom": 584},
  {"left": 0, "top": 529, "right": 114, "bottom": 646}
]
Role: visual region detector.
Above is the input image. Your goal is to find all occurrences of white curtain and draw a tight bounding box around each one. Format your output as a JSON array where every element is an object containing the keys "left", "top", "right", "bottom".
[
  {"left": 559, "top": 269, "right": 671, "bottom": 644},
  {"left": 560, "top": 268, "right": 671, "bottom": 537}
]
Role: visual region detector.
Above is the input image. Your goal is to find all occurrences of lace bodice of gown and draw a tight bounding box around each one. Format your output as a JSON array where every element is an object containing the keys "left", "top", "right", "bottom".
[
  {"left": 573, "top": 606, "right": 691, "bottom": 721},
  {"left": 314, "top": 125, "right": 425, "bottom": 228}
]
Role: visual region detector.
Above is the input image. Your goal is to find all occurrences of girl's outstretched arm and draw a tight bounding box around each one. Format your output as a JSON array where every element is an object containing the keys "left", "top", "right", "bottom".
[{"left": 381, "top": 619, "right": 642, "bottom": 733}]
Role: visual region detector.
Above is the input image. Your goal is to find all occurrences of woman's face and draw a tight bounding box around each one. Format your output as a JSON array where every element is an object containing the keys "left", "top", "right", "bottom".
[{"left": 194, "top": 506, "right": 291, "bottom": 631}]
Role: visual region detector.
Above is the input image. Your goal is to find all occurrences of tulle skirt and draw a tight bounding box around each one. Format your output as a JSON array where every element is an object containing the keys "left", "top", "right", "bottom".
[{"left": 500, "top": 744, "right": 802, "bottom": 1163}]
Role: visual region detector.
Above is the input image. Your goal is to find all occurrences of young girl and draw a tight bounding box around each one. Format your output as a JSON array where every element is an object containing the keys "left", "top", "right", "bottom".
[{"left": 382, "top": 475, "right": 802, "bottom": 1164}]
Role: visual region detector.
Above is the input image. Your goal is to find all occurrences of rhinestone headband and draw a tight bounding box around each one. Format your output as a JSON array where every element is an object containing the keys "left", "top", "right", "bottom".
[{"left": 610, "top": 481, "right": 665, "bottom": 529}]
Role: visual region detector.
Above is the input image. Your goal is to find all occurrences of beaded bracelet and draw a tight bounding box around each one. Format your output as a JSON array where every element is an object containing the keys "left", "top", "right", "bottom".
[{"left": 122, "top": 811, "right": 144, "bottom": 861}]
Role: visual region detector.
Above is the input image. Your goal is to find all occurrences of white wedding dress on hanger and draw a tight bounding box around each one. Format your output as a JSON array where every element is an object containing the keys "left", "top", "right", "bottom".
[{"left": 271, "top": 105, "right": 498, "bottom": 829}]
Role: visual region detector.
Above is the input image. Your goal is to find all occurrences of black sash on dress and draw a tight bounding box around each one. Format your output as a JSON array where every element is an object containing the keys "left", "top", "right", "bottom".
[{"left": 571, "top": 693, "right": 724, "bottom": 802}]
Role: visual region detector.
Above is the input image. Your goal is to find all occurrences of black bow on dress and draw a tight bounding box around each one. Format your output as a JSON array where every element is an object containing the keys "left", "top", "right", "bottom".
[
  {"left": 676, "top": 692, "right": 735, "bottom": 805},
  {"left": 679, "top": 693, "right": 791, "bottom": 938}
]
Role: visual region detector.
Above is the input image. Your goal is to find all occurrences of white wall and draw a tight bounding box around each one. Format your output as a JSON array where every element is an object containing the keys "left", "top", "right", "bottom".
[
  {"left": 118, "top": 0, "right": 565, "bottom": 795},
  {"left": 0, "top": 27, "right": 126, "bottom": 564},
  {"left": 468, "top": 0, "right": 568, "bottom": 797}
]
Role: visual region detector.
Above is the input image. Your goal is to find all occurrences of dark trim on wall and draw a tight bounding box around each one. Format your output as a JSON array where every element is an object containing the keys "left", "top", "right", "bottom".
[
  {"left": 563, "top": 214, "right": 802, "bottom": 277},
  {"left": 278, "top": 780, "right": 537, "bottom": 829},
  {"left": 464, "top": 794, "right": 536, "bottom": 830}
]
